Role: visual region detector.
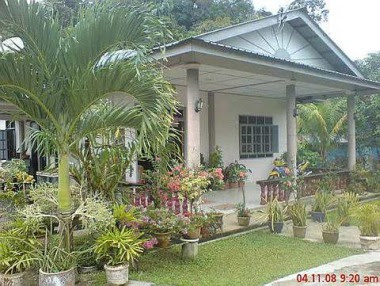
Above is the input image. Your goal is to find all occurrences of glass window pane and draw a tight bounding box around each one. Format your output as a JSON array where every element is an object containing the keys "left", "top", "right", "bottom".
[
  {"left": 247, "top": 135, "right": 252, "bottom": 143},
  {"left": 247, "top": 145, "right": 252, "bottom": 153},
  {"left": 242, "top": 136, "right": 246, "bottom": 143},
  {"left": 257, "top": 117, "right": 264, "bottom": 124},
  {"left": 265, "top": 117, "right": 273, "bottom": 124},
  {"left": 239, "top": 116, "right": 247, "bottom": 124},
  {"left": 249, "top": 116, "right": 256, "bottom": 124},
  {"left": 242, "top": 126, "right": 246, "bottom": 134},
  {"left": 247, "top": 126, "right": 251, "bottom": 134}
]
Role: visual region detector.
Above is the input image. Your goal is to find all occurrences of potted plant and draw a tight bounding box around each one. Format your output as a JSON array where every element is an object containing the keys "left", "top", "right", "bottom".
[
  {"left": 337, "top": 192, "right": 359, "bottom": 226},
  {"left": 288, "top": 201, "right": 307, "bottom": 238},
  {"left": 236, "top": 203, "right": 251, "bottom": 227},
  {"left": 224, "top": 161, "right": 251, "bottom": 189},
  {"left": 94, "top": 227, "right": 144, "bottom": 285},
  {"left": 0, "top": 232, "right": 40, "bottom": 286},
  {"left": 267, "top": 198, "right": 285, "bottom": 233},
  {"left": 76, "top": 238, "right": 98, "bottom": 274},
  {"left": 180, "top": 213, "right": 207, "bottom": 239},
  {"left": 38, "top": 241, "right": 77, "bottom": 286},
  {"left": 322, "top": 216, "right": 341, "bottom": 244},
  {"left": 353, "top": 204, "right": 380, "bottom": 250},
  {"left": 311, "top": 191, "right": 332, "bottom": 222},
  {"left": 144, "top": 208, "right": 178, "bottom": 248}
]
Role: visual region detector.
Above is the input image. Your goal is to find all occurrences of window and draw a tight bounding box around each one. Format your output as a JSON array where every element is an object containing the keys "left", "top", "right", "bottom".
[{"left": 239, "top": 115, "right": 278, "bottom": 159}]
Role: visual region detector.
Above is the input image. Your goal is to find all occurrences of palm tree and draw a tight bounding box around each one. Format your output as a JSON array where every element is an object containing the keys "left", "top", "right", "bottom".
[
  {"left": 0, "top": 0, "right": 177, "bottom": 249},
  {"left": 298, "top": 100, "right": 346, "bottom": 161}
]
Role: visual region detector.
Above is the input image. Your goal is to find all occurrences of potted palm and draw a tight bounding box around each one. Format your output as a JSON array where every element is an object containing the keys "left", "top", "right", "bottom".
[
  {"left": 322, "top": 216, "right": 341, "bottom": 244},
  {"left": 288, "top": 201, "right": 307, "bottom": 238},
  {"left": 267, "top": 198, "right": 285, "bottom": 233},
  {"left": 311, "top": 191, "right": 332, "bottom": 222},
  {"left": 0, "top": 232, "right": 40, "bottom": 286},
  {"left": 94, "top": 227, "right": 144, "bottom": 285},
  {"left": 354, "top": 204, "right": 380, "bottom": 250},
  {"left": 236, "top": 203, "right": 251, "bottom": 227}
]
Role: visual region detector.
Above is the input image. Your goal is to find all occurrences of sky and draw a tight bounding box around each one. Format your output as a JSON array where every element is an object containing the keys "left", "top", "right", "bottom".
[{"left": 253, "top": 0, "right": 380, "bottom": 60}]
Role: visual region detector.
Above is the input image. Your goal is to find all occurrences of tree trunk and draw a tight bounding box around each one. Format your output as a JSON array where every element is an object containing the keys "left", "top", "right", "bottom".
[{"left": 58, "top": 151, "right": 72, "bottom": 251}]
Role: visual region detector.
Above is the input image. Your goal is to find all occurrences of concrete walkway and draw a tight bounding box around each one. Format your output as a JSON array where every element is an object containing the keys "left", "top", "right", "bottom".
[
  {"left": 202, "top": 182, "right": 262, "bottom": 213},
  {"left": 266, "top": 252, "right": 380, "bottom": 286}
]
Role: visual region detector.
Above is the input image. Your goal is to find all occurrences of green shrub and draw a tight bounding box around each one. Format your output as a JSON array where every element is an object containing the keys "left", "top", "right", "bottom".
[{"left": 208, "top": 146, "right": 223, "bottom": 168}]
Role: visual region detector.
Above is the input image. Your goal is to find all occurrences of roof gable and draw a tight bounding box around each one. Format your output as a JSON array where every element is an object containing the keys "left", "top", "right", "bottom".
[{"left": 196, "top": 9, "right": 363, "bottom": 78}]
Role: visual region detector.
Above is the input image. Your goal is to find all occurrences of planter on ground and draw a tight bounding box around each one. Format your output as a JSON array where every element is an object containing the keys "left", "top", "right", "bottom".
[
  {"left": 229, "top": 182, "right": 239, "bottom": 189},
  {"left": 293, "top": 226, "right": 307, "bottom": 238},
  {"left": 269, "top": 221, "right": 284, "bottom": 234},
  {"left": 78, "top": 265, "right": 97, "bottom": 274},
  {"left": 39, "top": 267, "right": 75, "bottom": 286},
  {"left": 0, "top": 272, "right": 25, "bottom": 286},
  {"left": 310, "top": 211, "right": 326, "bottom": 223},
  {"left": 237, "top": 216, "right": 250, "bottom": 227},
  {"left": 322, "top": 231, "right": 339, "bottom": 244},
  {"left": 104, "top": 264, "right": 129, "bottom": 285},
  {"left": 359, "top": 236, "right": 379, "bottom": 250},
  {"left": 155, "top": 232, "right": 171, "bottom": 248}
]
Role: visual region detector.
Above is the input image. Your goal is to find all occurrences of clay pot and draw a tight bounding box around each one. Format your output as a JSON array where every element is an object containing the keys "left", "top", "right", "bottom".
[
  {"left": 293, "top": 225, "right": 307, "bottom": 238},
  {"left": 155, "top": 232, "right": 171, "bottom": 248},
  {"left": 237, "top": 216, "right": 250, "bottom": 227},
  {"left": 322, "top": 231, "right": 339, "bottom": 244},
  {"left": 184, "top": 227, "right": 201, "bottom": 239}
]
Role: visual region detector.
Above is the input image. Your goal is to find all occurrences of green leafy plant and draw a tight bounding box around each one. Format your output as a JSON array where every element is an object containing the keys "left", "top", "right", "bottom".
[
  {"left": 236, "top": 203, "right": 250, "bottom": 217},
  {"left": 267, "top": 198, "right": 285, "bottom": 227},
  {"left": 0, "top": 232, "right": 41, "bottom": 274},
  {"left": 288, "top": 201, "right": 307, "bottom": 227},
  {"left": 353, "top": 204, "right": 380, "bottom": 237},
  {"left": 312, "top": 191, "right": 333, "bottom": 213},
  {"left": 337, "top": 192, "right": 359, "bottom": 225},
  {"left": 143, "top": 208, "right": 179, "bottom": 234},
  {"left": 208, "top": 146, "right": 223, "bottom": 168},
  {"left": 322, "top": 216, "right": 341, "bottom": 233},
  {"left": 94, "top": 227, "right": 144, "bottom": 266},
  {"left": 225, "top": 161, "right": 251, "bottom": 183},
  {"left": 113, "top": 204, "right": 141, "bottom": 226}
]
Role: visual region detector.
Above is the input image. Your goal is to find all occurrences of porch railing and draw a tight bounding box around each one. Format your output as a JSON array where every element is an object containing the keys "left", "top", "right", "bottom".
[{"left": 256, "top": 170, "right": 350, "bottom": 205}]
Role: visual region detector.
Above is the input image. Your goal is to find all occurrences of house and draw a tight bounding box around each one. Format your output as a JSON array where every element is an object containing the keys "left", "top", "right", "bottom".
[
  {"left": 150, "top": 8, "right": 380, "bottom": 182},
  {"left": 1, "top": 8, "right": 380, "bottom": 183}
]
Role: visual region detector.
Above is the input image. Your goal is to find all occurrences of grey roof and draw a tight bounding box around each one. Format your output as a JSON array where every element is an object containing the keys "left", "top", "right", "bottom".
[{"left": 156, "top": 37, "right": 380, "bottom": 90}]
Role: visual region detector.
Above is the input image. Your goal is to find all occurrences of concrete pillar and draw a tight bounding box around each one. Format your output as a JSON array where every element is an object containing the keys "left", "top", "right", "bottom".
[
  {"left": 347, "top": 95, "right": 356, "bottom": 171},
  {"left": 286, "top": 84, "right": 297, "bottom": 174},
  {"left": 208, "top": 92, "right": 216, "bottom": 155},
  {"left": 186, "top": 68, "right": 201, "bottom": 168}
]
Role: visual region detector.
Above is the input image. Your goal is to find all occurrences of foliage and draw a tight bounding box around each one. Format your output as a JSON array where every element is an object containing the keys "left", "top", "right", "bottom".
[
  {"left": 0, "top": 159, "right": 34, "bottom": 190},
  {"left": 312, "top": 191, "right": 333, "bottom": 213},
  {"left": 224, "top": 161, "right": 251, "bottom": 183},
  {"left": 337, "top": 192, "right": 359, "bottom": 225},
  {"left": 297, "top": 142, "right": 322, "bottom": 167},
  {"left": 366, "top": 171, "right": 380, "bottom": 193},
  {"left": 177, "top": 212, "right": 207, "bottom": 234},
  {"left": 353, "top": 204, "right": 380, "bottom": 237},
  {"left": 235, "top": 203, "right": 250, "bottom": 217},
  {"left": 208, "top": 145, "right": 223, "bottom": 169},
  {"left": 346, "top": 171, "right": 366, "bottom": 194},
  {"left": 207, "top": 168, "right": 224, "bottom": 190},
  {"left": 179, "top": 170, "right": 210, "bottom": 204},
  {"left": 113, "top": 204, "right": 141, "bottom": 228},
  {"left": 287, "top": 0, "right": 329, "bottom": 23},
  {"left": 0, "top": 190, "right": 26, "bottom": 209},
  {"left": 322, "top": 215, "right": 341, "bottom": 233},
  {"left": 298, "top": 101, "right": 346, "bottom": 161},
  {"left": 267, "top": 198, "right": 285, "bottom": 227},
  {"left": 39, "top": 236, "right": 77, "bottom": 273},
  {"left": 0, "top": 232, "right": 41, "bottom": 274},
  {"left": 0, "top": 0, "right": 177, "bottom": 250},
  {"left": 142, "top": 208, "right": 179, "bottom": 234},
  {"left": 94, "top": 227, "right": 144, "bottom": 266},
  {"left": 288, "top": 201, "right": 307, "bottom": 227}
]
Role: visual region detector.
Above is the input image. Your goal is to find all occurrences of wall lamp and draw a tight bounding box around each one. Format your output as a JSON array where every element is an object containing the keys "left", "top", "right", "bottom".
[{"left": 195, "top": 98, "right": 204, "bottom": 113}]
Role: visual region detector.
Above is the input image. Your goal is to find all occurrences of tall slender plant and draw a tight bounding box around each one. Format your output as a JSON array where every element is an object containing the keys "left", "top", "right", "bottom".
[{"left": 0, "top": 0, "right": 177, "bottom": 250}]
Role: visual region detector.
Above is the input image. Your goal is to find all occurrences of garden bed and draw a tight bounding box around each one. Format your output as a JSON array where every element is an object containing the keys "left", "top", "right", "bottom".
[{"left": 81, "top": 231, "right": 360, "bottom": 286}]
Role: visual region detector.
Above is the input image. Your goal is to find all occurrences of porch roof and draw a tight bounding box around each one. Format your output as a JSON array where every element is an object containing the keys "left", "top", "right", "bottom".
[{"left": 154, "top": 38, "right": 380, "bottom": 101}]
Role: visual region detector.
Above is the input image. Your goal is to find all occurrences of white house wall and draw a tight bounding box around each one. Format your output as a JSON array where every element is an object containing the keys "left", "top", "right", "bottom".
[
  {"left": 219, "top": 23, "right": 334, "bottom": 71},
  {"left": 213, "top": 93, "right": 287, "bottom": 182}
]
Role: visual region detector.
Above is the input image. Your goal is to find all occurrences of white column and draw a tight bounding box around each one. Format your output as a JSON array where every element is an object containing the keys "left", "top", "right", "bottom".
[
  {"left": 347, "top": 95, "right": 356, "bottom": 171},
  {"left": 286, "top": 84, "right": 297, "bottom": 174},
  {"left": 208, "top": 91, "right": 215, "bottom": 155},
  {"left": 186, "top": 68, "right": 201, "bottom": 168}
]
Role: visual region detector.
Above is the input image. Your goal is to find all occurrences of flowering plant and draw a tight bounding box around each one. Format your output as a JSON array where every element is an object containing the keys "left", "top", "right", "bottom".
[
  {"left": 207, "top": 168, "right": 224, "bottom": 190},
  {"left": 142, "top": 208, "right": 179, "bottom": 234},
  {"left": 179, "top": 170, "right": 210, "bottom": 208},
  {"left": 142, "top": 236, "right": 158, "bottom": 250},
  {"left": 225, "top": 161, "right": 251, "bottom": 183},
  {"left": 178, "top": 212, "right": 208, "bottom": 234}
]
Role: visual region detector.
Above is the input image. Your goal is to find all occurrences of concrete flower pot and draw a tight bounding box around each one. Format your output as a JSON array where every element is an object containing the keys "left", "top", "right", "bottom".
[
  {"left": 310, "top": 211, "right": 326, "bottom": 222},
  {"left": 322, "top": 231, "right": 339, "bottom": 244},
  {"left": 155, "top": 232, "right": 171, "bottom": 248},
  {"left": 359, "top": 236, "right": 379, "bottom": 250},
  {"left": 78, "top": 265, "right": 97, "bottom": 274},
  {"left": 0, "top": 272, "right": 24, "bottom": 286},
  {"left": 237, "top": 216, "right": 250, "bottom": 227},
  {"left": 104, "top": 264, "right": 129, "bottom": 285},
  {"left": 39, "top": 267, "right": 75, "bottom": 286},
  {"left": 293, "top": 225, "right": 307, "bottom": 238}
]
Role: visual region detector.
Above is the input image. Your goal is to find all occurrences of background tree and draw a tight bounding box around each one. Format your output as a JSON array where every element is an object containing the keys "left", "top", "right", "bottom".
[
  {"left": 286, "top": 0, "right": 329, "bottom": 23},
  {"left": 298, "top": 100, "right": 346, "bottom": 161},
  {"left": 0, "top": 0, "right": 177, "bottom": 249}
]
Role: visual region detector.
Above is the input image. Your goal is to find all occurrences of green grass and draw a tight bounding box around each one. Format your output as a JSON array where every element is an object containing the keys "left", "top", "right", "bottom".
[{"left": 81, "top": 231, "right": 360, "bottom": 286}]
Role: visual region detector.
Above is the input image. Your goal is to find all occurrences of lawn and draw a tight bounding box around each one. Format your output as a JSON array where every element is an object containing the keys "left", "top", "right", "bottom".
[{"left": 82, "top": 231, "right": 360, "bottom": 286}]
